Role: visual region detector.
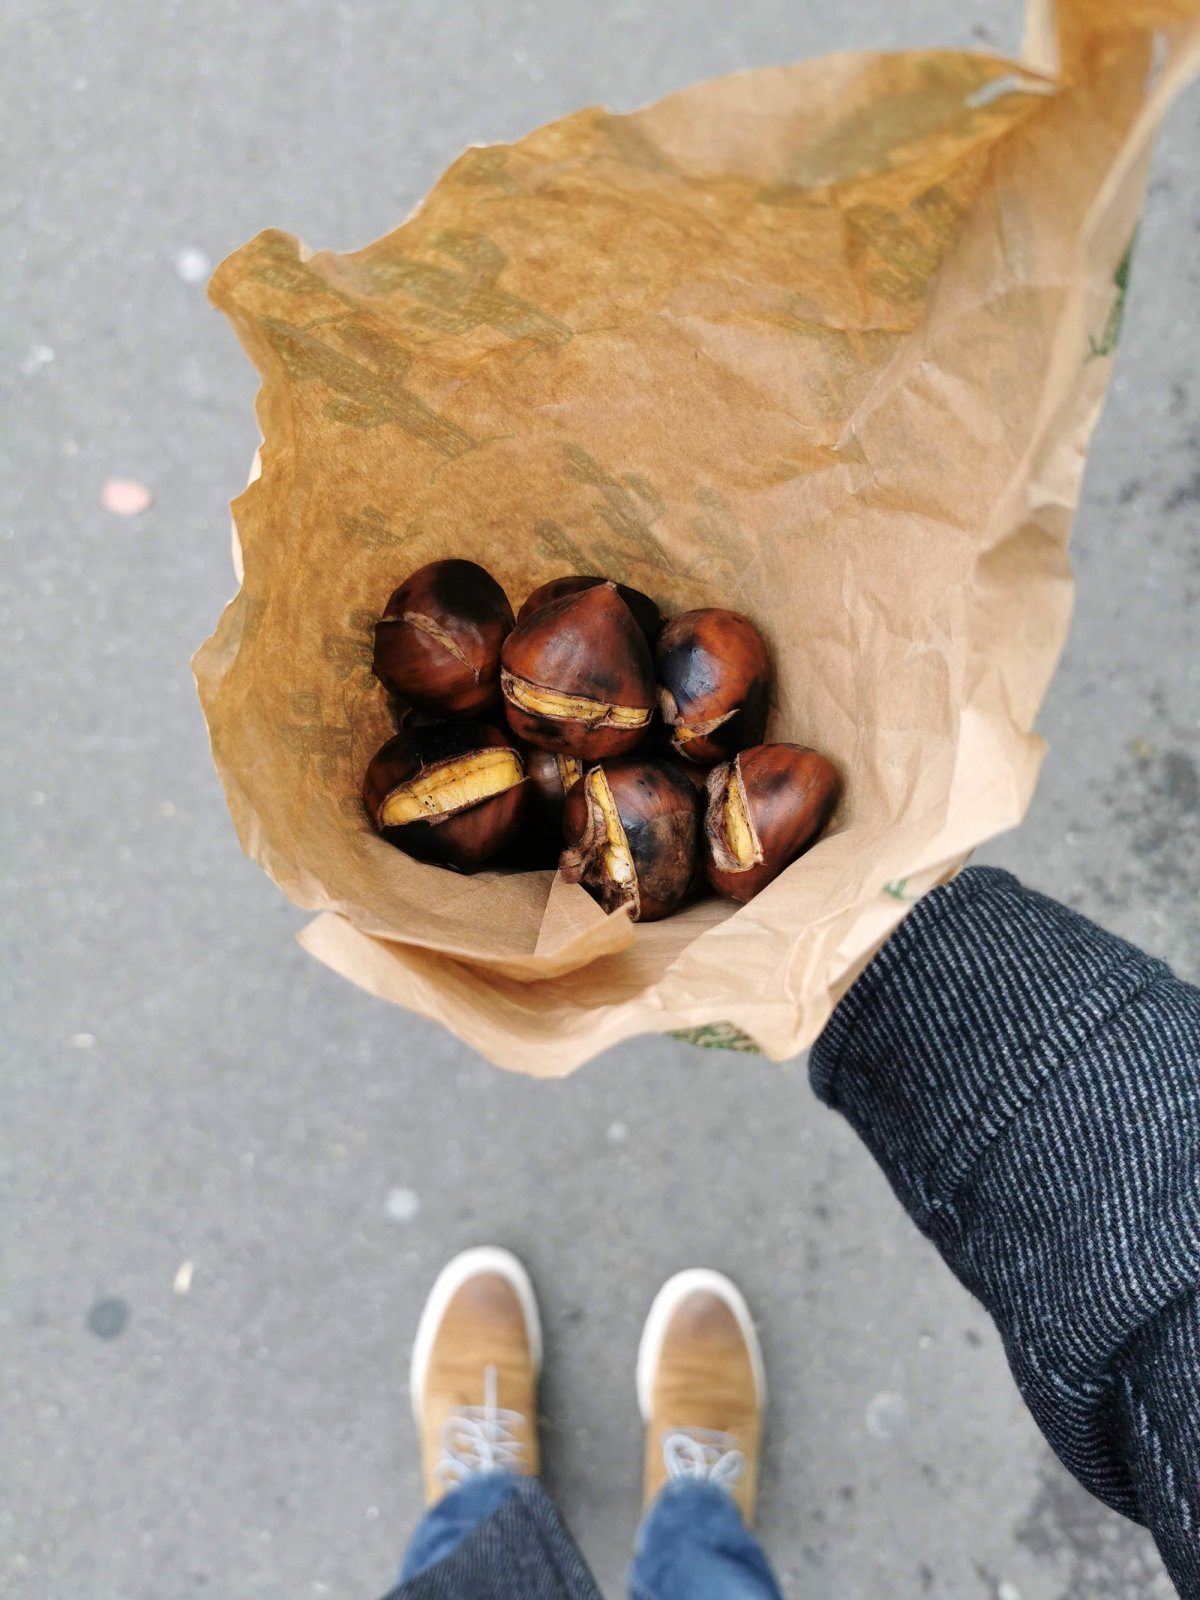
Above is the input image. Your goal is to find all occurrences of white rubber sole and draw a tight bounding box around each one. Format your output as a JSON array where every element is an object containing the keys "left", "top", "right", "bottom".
[
  {"left": 409, "top": 1247, "right": 543, "bottom": 1425},
  {"left": 636, "top": 1268, "right": 766, "bottom": 1421}
]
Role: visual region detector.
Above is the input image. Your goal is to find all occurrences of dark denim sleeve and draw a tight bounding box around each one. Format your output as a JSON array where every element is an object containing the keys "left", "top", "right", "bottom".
[{"left": 810, "top": 867, "right": 1200, "bottom": 1598}]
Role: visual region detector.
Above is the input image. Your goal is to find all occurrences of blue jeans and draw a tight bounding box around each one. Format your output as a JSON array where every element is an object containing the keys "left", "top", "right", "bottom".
[{"left": 398, "top": 1473, "right": 783, "bottom": 1599}]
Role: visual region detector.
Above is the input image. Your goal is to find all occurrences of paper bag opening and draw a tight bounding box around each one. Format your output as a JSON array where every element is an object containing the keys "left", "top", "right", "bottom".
[{"left": 195, "top": 0, "right": 1200, "bottom": 1072}]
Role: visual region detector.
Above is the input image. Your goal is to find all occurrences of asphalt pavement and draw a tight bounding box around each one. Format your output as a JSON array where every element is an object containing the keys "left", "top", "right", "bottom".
[{"left": 3, "top": 2, "right": 1198, "bottom": 1597}]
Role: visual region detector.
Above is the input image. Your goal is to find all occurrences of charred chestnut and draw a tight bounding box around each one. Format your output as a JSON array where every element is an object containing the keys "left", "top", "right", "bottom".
[
  {"left": 363, "top": 722, "right": 526, "bottom": 871},
  {"left": 704, "top": 743, "right": 840, "bottom": 902},
  {"left": 518, "top": 575, "right": 663, "bottom": 645},
  {"left": 373, "top": 559, "right": 514, "bottom": 716},
  {"left": 501, "top": 582, "right": 656, "bottom": 758},
  {"left": 560, "top": 759, "right": 698, "bottom": 922},
  {"left": 655, "top": 609, "right": 772, "bottom": 765}
]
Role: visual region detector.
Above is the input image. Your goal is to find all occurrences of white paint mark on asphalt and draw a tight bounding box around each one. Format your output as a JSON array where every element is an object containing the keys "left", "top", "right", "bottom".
[
  {"left": 20, "top": 344, "right": 54, "bottom": 376},
  {"left": 865, "top": 1390, "right": 910, "bottom": 1441},
  {"left": 174, "top": 1260, "right": 194, "bottom": 1294},
  {"left": 69, "top": 1032, "right": 96, "bottom": 1048},
  {"left": 384, "top": 1187, "right": 420, "bottom": 1223},
  {"left": 175, "top": 247, "right": 210, "bottom": 283}
]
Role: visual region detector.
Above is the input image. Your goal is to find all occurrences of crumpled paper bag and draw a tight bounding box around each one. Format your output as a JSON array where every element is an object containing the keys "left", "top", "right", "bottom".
[{"left": 196, "top": 0, "right": 1200, "bottom": 1073}]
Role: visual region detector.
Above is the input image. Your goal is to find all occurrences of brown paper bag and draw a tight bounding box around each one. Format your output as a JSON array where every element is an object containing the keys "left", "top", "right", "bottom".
[{"left": 195, "top": 0, "right": 1200, "bottom": 1073}]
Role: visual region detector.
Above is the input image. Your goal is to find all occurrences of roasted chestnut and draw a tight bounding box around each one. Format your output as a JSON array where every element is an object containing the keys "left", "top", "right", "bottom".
[
  {"left": 501, "top": 582, "right": 656, "bottom": 758},
  {"left": 363, "top": 722, "right": 526, "bottom": 871},
  {"left": 518, "top": 575, "right": 663, "bottom": 645},
  {"left": 704, "top": 743, "right": 840, "bottom": 902},
  {"left": 674, "top": 758, "right": 709, "bottom": 797},
  {"left": 373, "top": 559, "right": 514, "bottom": 716},
  {"left": 525, "top": 747, "right": 586, "bottom": 817},
  {"left": 560, "top": 759, "right": 698, "bottom": 922},
  {"left": 655, "top": 609, "right": 772, "bottom": 765},
  {"left": 664, "top": 758, "right": 711, "bottom": 899}
]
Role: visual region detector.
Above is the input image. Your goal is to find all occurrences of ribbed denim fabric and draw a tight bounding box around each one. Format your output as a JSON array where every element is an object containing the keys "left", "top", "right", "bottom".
[
  {"left": 397, "top": 1473, "right": 522, "bottom": 1586},
  {"left": 383, "top": 1477, "right": 601, "bottom": 1600},
  {"left": 810, "top": 867, "right": 1200, "bottom": 1597}
]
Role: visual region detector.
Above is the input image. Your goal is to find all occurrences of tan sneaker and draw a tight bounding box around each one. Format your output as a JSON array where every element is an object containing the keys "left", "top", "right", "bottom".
[
  {"left": 410, "top": 1247, "right": 543, "bottom": 1506},
  {"left": 637, "top": 1269, "right": 766, "bottom": 1526}
]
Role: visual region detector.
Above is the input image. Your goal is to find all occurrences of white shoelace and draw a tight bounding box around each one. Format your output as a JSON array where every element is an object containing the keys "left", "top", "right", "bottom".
[
  {"left": 662, "top": 1427, "right": 745, "bottom": 1490},
  {"left": 436, "top": 1364, "right": 527, "bottom": 1488}
]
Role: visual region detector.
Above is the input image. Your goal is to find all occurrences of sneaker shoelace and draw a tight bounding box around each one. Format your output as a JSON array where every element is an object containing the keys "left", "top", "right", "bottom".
[
  {"left": 662, "top": 1426, "right": 745, "bottom": 1490},
  {"left": 437, "top": 1363, "right": 527, "bottom": 1487}
]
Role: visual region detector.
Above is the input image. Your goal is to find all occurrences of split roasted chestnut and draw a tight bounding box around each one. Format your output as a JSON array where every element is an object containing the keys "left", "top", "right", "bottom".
[
  {"left": 704, "top": 743, "right": 840, "bottom": 902},
  {"left": 501, "top": 582, "right": 656, "bottom": 759},
  {"left": 525, "top": 747, "right": 586, "bottom": 818},
  {"left": 363, "top": 722, "right": 526, "bottom": 871},
  {"left": 373, "top": 559, "right": 514, "bottom": 716},
  {"left": 560, "top": 759, "right": 698, "bottom": 922},
  {"left": 655, "top": 608, "right": 772, "bottom": 765},
  {"left": 518, "top": 575, "right": 663, "bottom": 646}
]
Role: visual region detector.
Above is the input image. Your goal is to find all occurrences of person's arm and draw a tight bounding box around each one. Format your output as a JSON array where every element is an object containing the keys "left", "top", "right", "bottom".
[{"left": 810, "top": 867, "right": 1200, "bottom": 1598}]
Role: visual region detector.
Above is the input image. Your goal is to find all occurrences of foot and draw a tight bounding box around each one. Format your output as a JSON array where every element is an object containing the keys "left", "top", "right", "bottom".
[
  {"left": 637, "top": 1269, "right": 765, "bottom": 1525},
  {"left": 410, "top": 1247, "right": 542, "bottom": 1506}
]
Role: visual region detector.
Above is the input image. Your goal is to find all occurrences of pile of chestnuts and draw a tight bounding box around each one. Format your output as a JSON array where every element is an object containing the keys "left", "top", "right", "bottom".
[{"left": 362, "top": 558, "right": 842, "bottom": 922}]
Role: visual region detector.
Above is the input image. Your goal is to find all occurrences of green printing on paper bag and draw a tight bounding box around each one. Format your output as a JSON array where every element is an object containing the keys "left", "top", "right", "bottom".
[
  {"left": 671, "top": 1022, "right": 762, "bottom": 1053},
  {"left": 1089, "top": 233, "right": 1137, "bottom": 360}
]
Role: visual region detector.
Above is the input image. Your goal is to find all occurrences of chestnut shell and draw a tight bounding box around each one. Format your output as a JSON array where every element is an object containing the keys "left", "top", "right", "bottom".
[
  {"left": 704, "top": 743, "right": 840, "bottom": 902},
  {"left": 518, "top": 575, "right": 663, "bottom": 645},
  {"left": 372, "top": 558, "right": 514, "bottom": 716},
  {"left": 525, "top": 747, "right": 585, "bottom": 815},
  {"left": 655, "top": 608, "right": 772, "bottom": 765},
  {"left": 561, "top": 758, "right": 698, "bottom": 922},
  {"left": 363, "top": 721, "right": 526, "bottom": 872},
  {"left": 501, "top": 582, "right": 656, "bottom": 759}
]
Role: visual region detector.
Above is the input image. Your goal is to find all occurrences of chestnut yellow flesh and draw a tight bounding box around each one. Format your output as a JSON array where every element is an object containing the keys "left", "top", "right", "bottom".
[
  {"left": 587, "top": 768, "right": 637, "bottom": 887},
  {"left": 379, "top": 747, "right": 523, "bottom": 827},
  {"left": 502, "top": 671, "right": 652, "bottom": 731},
  {"left": 722, "top": 766, "right": 761, "bottom": 868},
  {"left": 671, "top": 711, "right": 735, "bottom": 745},
  {"left": 556, "top": 755, "right": 585, "bottom": 791}
]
